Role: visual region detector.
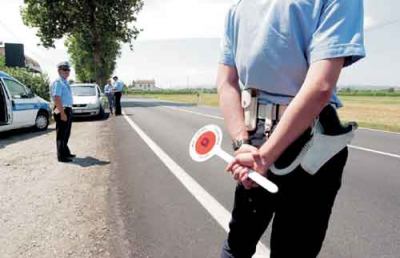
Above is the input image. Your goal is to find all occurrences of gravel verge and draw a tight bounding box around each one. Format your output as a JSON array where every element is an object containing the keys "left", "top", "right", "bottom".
[{"left": 0, "top": 118, "right": 123, "bottom": 258}]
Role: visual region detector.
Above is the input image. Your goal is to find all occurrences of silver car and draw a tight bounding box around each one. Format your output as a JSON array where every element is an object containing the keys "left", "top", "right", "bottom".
[{"left": 71, "top": 83, "right": 105, "bottom": 118}]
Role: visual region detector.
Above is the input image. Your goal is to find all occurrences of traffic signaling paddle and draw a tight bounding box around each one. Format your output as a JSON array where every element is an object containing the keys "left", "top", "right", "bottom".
[{"left": 189, "top": 124, "right": 278, "bottom": 193}]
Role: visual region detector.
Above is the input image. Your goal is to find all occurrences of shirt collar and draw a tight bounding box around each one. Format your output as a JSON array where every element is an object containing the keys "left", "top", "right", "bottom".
[{"left": 59, "top": 77, "right": 68, "bottom": 83}]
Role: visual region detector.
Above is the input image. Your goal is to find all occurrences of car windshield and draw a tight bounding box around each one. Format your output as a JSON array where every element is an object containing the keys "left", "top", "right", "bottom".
[{"left": 71, "top": 86, "right": 96, "bottom": 96}]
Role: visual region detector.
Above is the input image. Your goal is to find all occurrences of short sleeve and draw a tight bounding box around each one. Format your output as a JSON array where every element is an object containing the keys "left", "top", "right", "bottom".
[
  {"left": 308, "top": 0, "right": 366, "bottom": 67},
  {"left": 52, "top": 80, "right": 62, "bottom": 97},
  {"left": 219, "top": 8, "right": 236, "bottom": 67}
]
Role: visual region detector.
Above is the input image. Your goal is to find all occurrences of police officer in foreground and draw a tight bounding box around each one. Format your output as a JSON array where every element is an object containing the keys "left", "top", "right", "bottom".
[
  {"left": 218, "top": 0, "right": 365, "bottom": 257},
  {"left": 51, "top": 61, "right": 75, "bottom": 163},
  {"left": 112, "top": 76, "right": 124, "bottom": 116}
]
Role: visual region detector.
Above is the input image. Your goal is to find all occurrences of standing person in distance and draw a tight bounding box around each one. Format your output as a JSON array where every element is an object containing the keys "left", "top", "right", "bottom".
[
  {"left": 218, "top": 0, "right": 365, "bottom": 257},
  {"left": 51, "top": 61, "right": 76, "bottom": 163},
  {"left": 112, "top": 76, "right": 124, "bottom": 116},
  {"left": 104, "top": 79, "right": 114, "bottom": 115}
]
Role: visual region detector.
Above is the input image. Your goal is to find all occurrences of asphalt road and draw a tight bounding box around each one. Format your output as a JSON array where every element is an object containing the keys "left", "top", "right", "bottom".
[{"left": 109, "top": 98, "right": 400, "bottom": 258}]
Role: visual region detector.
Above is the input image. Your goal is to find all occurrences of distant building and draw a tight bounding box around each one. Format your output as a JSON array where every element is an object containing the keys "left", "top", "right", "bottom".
[{"left": 131, "top": 79, "right": 159, "bottom": 91}]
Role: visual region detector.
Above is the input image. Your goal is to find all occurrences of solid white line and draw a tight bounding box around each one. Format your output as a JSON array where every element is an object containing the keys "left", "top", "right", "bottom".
[
  {"left": 358, "top": 127, "right": 400, "bottom": 135},
  {"left": 122, "top": 110, "right": 270, "bottom": 257},
  {"left": 163, "top": 106, "right": 224, "bottom": 120},
  {"left": 163, "top": 106, "right": 400, "bottom": 159},
  {"left": 348, "top": 145, "right": 400, "bottom": 159}
]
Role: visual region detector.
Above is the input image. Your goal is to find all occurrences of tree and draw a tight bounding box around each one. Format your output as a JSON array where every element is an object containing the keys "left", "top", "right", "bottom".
[
  {"left": 0, "top": 56, "right": 50, "bottom": 100},
  {"left": 22, "top": 0, "right": 143, "bottom": 86},
  {"left": 65, "top": 31, "right": 120, "bottom": 84}
]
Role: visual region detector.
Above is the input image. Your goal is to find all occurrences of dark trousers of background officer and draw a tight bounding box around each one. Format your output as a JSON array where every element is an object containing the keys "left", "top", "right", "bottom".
[
  {"left": 54, "top": 107, "right": 73, "bottom": 160},
  {"left": 114, "top": 91, "right": 122, "bottom": 115},
  {"left": 106, "top": 94, "right": 114, "bottom": 114},
  {"left": 221, "top": 109, "right": 348, "bottom": 258}
]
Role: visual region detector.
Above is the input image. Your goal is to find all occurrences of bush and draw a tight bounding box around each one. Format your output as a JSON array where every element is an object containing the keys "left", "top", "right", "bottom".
[
  {"left": 0, "top": 56, "right": 50, "bottom": 100},
  {"left": 338, "top": 88, "right": 400, "bottom": 97}
]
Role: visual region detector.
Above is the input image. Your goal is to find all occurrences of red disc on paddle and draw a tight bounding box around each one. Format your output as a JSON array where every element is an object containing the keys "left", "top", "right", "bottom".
[
  {"left": 195, "top": 131, "right": 216, "bottom": 155},
  {"left": 189, "top": 124, "right": 222, "bottom": 162}
]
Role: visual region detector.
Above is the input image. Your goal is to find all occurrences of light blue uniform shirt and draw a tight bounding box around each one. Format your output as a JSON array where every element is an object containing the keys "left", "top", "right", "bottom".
[
  {"left": 51, "top": 77, "right": 73, "bottom": 106},
  {"left": 220, "top": 0, "right": 366, "bottom": 106},
  {"left": 104, "top": 84, "right": 113, "bottom": 95},
  {"left": 113, "top": 81, "right": 124, "bottom": 92}
]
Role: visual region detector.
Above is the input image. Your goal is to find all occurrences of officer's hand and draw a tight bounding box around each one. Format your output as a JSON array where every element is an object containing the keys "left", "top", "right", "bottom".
[
  {"left": 226, "top": 150, "right": 267, "bottom": 189},
  {"left": 231, "top": 144, "right": 261, "bottom": 189},
  {"left": 229, "top": 149, "right": 267, "bottom": 173},
  {"left": 61, "top": 112, "right": 67, "bottom": 122},
  {"left": 229, "top": 163, "right": 258, "bottom": 189},
  {"left": 234, "top": 143, "right": 258, "bottom": 156}
]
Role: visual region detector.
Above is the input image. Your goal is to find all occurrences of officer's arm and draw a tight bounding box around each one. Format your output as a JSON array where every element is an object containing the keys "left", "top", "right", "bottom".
[
  {"left": 217, "top": 64, "right": 248, "bottom": 141},
  {"left": 258, "top": 58, "right": 345, "bottom": 168},
  {"left": 54, "top": 96, "right": 65, "bottom": 114},
  {"left": 52, "top": 82, "right": 65, "bottom": 115}
]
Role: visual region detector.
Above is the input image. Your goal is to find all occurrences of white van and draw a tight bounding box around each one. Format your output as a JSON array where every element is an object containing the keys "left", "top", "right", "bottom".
[
  {"left": 71, "top": 83, "right": 105, "bottom": 118},
  {"left": 0, "top": 71, "right": 51, "bottom": 133}
]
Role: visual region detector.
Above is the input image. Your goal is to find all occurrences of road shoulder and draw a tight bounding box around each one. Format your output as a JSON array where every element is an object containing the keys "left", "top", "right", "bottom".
[{"left": 0, "top": 119, "right": 120, "bottom": 257}]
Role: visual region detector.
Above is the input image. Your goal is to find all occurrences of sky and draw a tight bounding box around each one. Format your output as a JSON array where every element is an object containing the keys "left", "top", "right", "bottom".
[{"left": 0, "top": 0, "right": 399, "bottom": 88}]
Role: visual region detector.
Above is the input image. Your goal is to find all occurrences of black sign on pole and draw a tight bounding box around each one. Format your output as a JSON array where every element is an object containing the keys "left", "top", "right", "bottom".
[{"left": 5, "top": 43, "right": 25, "bottom": 68}]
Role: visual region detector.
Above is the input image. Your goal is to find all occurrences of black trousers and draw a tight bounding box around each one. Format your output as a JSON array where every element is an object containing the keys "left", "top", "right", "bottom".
[
  {"left": 54, "top": 107, "right": 73, "bottom": 160},
  {"left": 114, "top": 91, "right": 122, "bottom": 115},
  {"left": 221, "top": 109, "right": 348, "bottom": 258}
]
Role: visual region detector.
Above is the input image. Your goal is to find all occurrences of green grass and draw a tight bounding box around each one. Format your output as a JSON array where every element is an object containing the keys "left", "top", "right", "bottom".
[
  {"left": 126, "top": 93, "right": 219, "bottom": 106},
  {"left": 338, "top": 96, "right": 400, "bottom": 132},
  {"left": 127, "top": 93, "right": 400, "bottom": 132}
]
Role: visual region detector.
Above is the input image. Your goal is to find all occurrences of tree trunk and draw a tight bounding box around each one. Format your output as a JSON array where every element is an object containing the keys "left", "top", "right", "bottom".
[{"left": 88, "top": 0, "right": 104, "bottom": 86}]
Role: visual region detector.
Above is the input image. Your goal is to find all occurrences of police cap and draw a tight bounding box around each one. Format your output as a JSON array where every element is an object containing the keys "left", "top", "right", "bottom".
[{"left": 57, "top": 61, "right": 71, "bottom": 70}]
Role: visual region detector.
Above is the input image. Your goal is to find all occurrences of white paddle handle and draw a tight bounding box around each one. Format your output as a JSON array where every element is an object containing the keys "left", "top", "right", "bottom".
[
  {"left": 247, "top": 171, "right": 278, "bottom": 193},
  {"left": 215, "top": 148, "right": 278, "bottom": 193}
]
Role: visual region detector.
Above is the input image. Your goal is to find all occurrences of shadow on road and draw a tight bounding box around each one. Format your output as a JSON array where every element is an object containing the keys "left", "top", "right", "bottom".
[
  {"left": 73, "top": 112, "right": 111, "bottom": 123},
  {"left": 71, "top": 156, "right": 111, "bottom": 168},
  {"left": 122, "top": 99, "right": 195, "bottom": 108},
  {"left": 0, "top": 127, "right": 55, "bottom": 149}
]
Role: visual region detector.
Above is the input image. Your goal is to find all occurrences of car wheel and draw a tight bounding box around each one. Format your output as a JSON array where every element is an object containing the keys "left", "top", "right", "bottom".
[{"left": 35, "top": 111, "right": 49, "bottom": 131}]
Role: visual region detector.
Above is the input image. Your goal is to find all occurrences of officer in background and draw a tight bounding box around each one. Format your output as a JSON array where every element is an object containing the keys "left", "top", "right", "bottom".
[
  {"left": 218, "top": 0, "right": 365, "bottom": 257},
  {"left": 51, "top": 61, "right": 75, "bottom": 163},
  {"left": 104, "top": 79, "right": 114, "bottom": 115},
  {"left": 112, "top": 76, "right": 124, "bottom": 115}
]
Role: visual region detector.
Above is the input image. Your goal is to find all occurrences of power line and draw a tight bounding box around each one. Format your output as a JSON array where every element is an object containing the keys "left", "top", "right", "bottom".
[{"left": 0, "top": 19, "right": 54, "bottom": 64}]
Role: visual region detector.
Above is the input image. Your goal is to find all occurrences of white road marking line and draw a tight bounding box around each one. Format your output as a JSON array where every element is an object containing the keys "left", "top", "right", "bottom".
[
  {"left": 348, "top": 145, "right": 400, "bottom": 159},
  {"left": 122, "top": 110, "right": 270, "bottom": 257},
  {"left": 163, "top": 106, "right": 224, "bottom": 120},
  {"left": 358, "top": 127, "right": 400, "bottom": 135},
  {"left": 162, "top": 106, "right": 400, "bottom": 159}
]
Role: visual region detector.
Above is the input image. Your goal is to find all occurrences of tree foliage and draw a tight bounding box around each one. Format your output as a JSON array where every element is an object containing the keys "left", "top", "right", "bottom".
[
  {"left": 65, "top": 31, "right": 120, "bottom": 84},
  {"left": 0, "top": 56, "right": 50, "bottom": 100},
  {"left": 22, "top": 0, "right": 143, "bottom": 85}
]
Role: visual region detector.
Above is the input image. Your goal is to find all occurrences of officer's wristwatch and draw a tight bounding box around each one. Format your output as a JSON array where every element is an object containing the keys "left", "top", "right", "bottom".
[{"left": 232, "top": 139, "right": 250, "bottom": 151}]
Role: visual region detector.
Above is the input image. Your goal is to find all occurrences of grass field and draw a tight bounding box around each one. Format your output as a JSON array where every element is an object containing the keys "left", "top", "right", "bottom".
[
  {"left": 128, "top": 93, "right": 400, "bottom": 132},
  {"left": 337, "top": 96, "right": 400, "bottom": 132}
]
